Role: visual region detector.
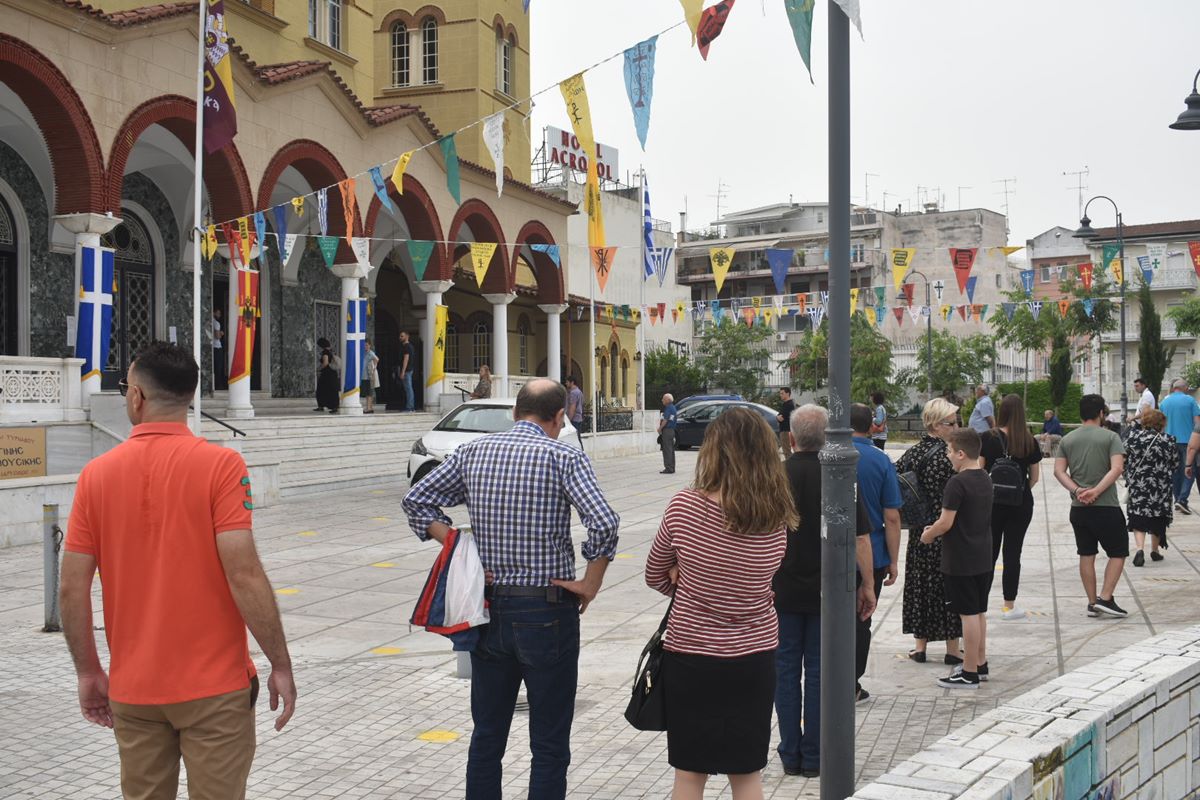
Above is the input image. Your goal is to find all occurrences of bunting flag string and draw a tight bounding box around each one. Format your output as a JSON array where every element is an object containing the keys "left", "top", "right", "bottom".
[
  {"left": 482, "top": 113, "right": 506, "bottom": 197},
  {"left": 766, "top": 248, "right": 793, "bottom": 295},
  {"left": 965, "top": 275, "right": 977, "bottom": 305},
  {"left": 339, "top": 178, "right": 357, "bottom": 245},
  {"left": 560, "top": 72, "right": 606, "bottom": 249},
  {"left": 369, "top": 166, "right": 393, "bottom": 213},
  {"left": 710, "top": 247, "right": 735, "bottom": 293},
  {"left": 623, "top": 36, "right": 657, "bottom": 150},
  {"left": 439, "top": 135, "right": 461, "bottom": 205},
  {"left": 890, "top": 248, "right": 914, "bottom": 291},
  {"left": 950, "top": 248, "right": 978, "bottom": 294},
  {"left": 1189, "top": 241, "right": 1200, "bottom": 278},
  {"left": 679, "top": 0, "right": 704, "bottom": 44},
  {"left": 1020, "top": 269, "right": 1035, "bottom": 297},
  {"left": 783, "top": 0, "right": 816, "bottom": 82},
  {"left": 592, "top": 246, "right": 617, "bottom": 293},
  {"left": 391, "top": 151, "right": 413, "bottom": 195},
  {"left": 530, "top": 243, "right": 561, "bottom": 269},
  {"left": 316, "top": 188, "right": 328, "bottom": 237},
  {"left": 1079, "top": 263, "right": 1094, "bottom": 291},
  {"left": 697, "top": 0, "right": 736, "bottom": 61},
  {"left": 469, "top": 242, "right": 498, "bottom": 285}
]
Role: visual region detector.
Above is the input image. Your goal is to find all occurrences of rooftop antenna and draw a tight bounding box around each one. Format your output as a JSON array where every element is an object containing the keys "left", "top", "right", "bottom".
[
  {"left": 864, "top": 172, "right": 879, "bottom": 208},
  {"left": 710, "top": 179, "right": 731, "bottom": 223},
  {"left": 1063, "top": 166, "right": 1089, "bottom": 219},
  {"left": 957, "top": 186, "right": 972, "bottom": 210},
  {"left": 993, "top": 177, "right": 1017, "bottom": 233}
]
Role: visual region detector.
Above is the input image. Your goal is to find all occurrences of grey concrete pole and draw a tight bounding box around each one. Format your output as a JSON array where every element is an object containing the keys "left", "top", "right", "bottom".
[{"left": 820, "top": 3, "right": 859, "bottom": 798}]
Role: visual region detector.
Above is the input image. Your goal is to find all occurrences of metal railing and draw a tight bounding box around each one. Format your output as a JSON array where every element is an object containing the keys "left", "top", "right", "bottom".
[{"left": 191, "top": 407, "right": 247, "bottom": 437}]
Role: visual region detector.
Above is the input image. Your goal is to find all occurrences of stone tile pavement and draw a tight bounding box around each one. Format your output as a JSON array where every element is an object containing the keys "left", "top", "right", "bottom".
[{"left": 3, "top": 444, "right": 1200, "bottom": 797}]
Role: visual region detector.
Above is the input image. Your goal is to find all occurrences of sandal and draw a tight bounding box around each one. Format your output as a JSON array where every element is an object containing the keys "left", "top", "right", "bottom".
[
  {"left": 908, "top": 649, "right": 927, "bottom": 663},
  {"left": 945, "top": 653, "right": 964, "bottom": 666}
]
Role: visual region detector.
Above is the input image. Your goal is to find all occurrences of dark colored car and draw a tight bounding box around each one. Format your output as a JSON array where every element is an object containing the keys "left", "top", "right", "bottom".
[
  {"left": 673, "top": 401, "right": 780, "bottom": 450},
  {"left": 675, "top": 393, "right": 744, "bottom": 411}
]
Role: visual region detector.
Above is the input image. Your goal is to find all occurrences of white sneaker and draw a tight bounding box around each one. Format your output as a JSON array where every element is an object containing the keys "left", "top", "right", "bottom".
[{"left": 1000, "top": 606, "right": 1027, "bottom": 621}]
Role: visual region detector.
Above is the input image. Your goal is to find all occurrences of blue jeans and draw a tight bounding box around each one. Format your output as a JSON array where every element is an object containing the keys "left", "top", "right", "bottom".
[
  {"left": 466, "top": 595, "right": 580, "bottom": 800},
  {"left": 1173, "top": 443, "right": 1194, "bottom": 505},
  {"left": 402, "top": 371, "right": 414, "bottom": 411},
  {"left": 775, "top": 611, "right": 821, "bottom": 771}
]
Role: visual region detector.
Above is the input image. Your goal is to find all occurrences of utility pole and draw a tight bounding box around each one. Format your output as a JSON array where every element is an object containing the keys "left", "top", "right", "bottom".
[
  {"left": 1063, "top": 167, "right": 1089, "bottom": 219},
  {"left": 821, "top": 3, "right": 857, "bottom": 799},
  {"left": 710, "top": 180, "right": 731, "bottom": 226}
]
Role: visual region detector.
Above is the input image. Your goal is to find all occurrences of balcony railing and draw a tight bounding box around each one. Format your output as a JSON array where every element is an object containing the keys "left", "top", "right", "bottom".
[
  {"left": 0, "top": 356, "right": 87, "bottom": 424},
  {"left": 1100, "top": 317, "right": 1190, "bottom": 341}
]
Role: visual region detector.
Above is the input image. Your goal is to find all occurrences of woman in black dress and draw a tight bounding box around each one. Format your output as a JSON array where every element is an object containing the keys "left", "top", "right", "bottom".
[
  {"left": 314, "top": 338, "right": 340, "bottom": 413},
  {"left": 895, "top": 397, "right": 963, "bottom": 664},
  {"left": 1125, "top": 409, "right": 1178, "bottom": 566}
]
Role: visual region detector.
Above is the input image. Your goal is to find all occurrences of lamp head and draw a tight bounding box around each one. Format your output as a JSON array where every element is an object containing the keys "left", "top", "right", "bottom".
[
  {"left": 1073, "top": 215, "right": 1098, "bottom": 239},
  {"left": 1169, "top": 88, "right": 1200, "bottom": 131}
]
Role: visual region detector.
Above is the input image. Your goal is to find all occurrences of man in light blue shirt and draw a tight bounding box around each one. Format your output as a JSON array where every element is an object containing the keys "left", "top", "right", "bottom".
[
  {"left": 1159, "top": 378, "right": 1200, "bottom": 513},
  {"left": 968, "top": 385, "right": 995, "bottom": 434}
]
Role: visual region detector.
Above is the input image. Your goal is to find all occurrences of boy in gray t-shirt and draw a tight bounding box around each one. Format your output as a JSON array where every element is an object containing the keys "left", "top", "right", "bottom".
[{"left": 1054, "top": 393, "right": 1127, "bottom": 619}]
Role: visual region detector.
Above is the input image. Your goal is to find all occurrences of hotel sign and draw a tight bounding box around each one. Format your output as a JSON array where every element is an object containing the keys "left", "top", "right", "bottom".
[
  {"left": 546, "top": 126, "right": 619, "bottom": 182},
  {"left": 0, "top": 427, "right": 47, "bottom": 480}
]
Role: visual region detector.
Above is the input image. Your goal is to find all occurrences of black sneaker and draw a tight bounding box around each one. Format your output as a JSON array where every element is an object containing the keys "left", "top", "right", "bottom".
[
  {"left": 1151, "top": 551, "right": 1165, "bottom": 562},
  {"left": 1177, "top": 501, "right": 1192, "bottom": 516},
  {"left": 1133, "top": 550, "right": 1145, "bottom": 567},
  {"left": 1093, "top": 597, "right": 1128, "bottom": 618},
  {"left": 782, "top": 764, "right": 804, "bottom": 777},
  {"left": 800, "top": 768, "right": 820, "bottom": 779},
  {"left": 938, "top": 672, "right": 979, "bottom": 689},
  {"left": 953, "top": 662, "right": 989, "bottom": 682},
  {"left": 1087, "top": 603, "right": 1099, "bottom": 617},
  {"left": 856, "top": 687, "right": 871, "bottom": 702}
]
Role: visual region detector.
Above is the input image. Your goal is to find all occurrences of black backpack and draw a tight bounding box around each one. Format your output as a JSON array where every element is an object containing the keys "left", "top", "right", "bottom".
[
  {"left": 989, "top": 430, "right": 1026, "bottom": 506},
  {"left": 897, "top": 470, "right": 931, "bottom": 528}
]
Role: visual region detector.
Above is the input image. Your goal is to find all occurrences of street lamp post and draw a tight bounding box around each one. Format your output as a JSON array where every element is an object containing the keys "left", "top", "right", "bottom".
[
  {"left": 1169, "top": 67, "right": 1200, "bottom": 130},
  {"left": 1074, "top": 197, "right": 1126, "bottom": 420},
  {"left": 900, "top": 269, "right": 934, "bottom": 399}
]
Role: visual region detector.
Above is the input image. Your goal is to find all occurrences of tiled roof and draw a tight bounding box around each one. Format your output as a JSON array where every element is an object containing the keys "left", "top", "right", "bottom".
[
  {"left": 458, "top": 159, "right": 577, "bottom": 210},
  {"left": 56, "top": 0, "right": 198, "bottom": 27},
  {"left": 1089, "top": 220, "right": 1200, "bottom": 241}
]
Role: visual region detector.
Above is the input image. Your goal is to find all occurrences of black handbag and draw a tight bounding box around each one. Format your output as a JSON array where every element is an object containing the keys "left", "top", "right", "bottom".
[
  {"left": 897, "top": 469, "right": 931, "bottom": 528},
  {"left": 624, "top": 596, "right": 674, "bottom": 731}
]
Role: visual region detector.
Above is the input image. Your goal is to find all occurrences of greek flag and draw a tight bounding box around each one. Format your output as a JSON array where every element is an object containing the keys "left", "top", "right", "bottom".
[
  {"left": 343, "top": 298, "right": 367, "bottom": 397},
  {"left": 75, "top": 245, "right": 115, "bottom": 381},
  {"left": 642, "top": 173, "right": 655, "bottom": 280}
]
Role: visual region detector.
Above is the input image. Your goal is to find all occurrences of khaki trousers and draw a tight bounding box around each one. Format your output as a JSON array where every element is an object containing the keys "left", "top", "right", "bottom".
[
  {"left": 779, "top": 431, "right": 793, "bottom": 456},
  {"left": 110, "top": 684, "right": 256, "bottom": 800}
]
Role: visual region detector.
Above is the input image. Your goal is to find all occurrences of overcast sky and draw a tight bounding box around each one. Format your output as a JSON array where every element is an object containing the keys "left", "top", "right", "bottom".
[{"left": 529, "top": 1, "right": 1200, "bottom": 250}]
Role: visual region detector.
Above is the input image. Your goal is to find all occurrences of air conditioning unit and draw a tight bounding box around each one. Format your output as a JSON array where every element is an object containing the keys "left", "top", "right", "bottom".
[{"left": 775, "top": 333, "right": 789, "bottom": 342}]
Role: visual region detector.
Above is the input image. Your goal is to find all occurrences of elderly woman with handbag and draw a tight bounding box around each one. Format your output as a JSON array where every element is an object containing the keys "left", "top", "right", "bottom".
[
  {"left": 1125, "top": 409, "right": 1179, "bottom": 566},
  {"left": 895, "top": 397, "right": 964, "bottom": 665},
  {"left": 644, "top": 407, "right": 797, "bottom": 800}
]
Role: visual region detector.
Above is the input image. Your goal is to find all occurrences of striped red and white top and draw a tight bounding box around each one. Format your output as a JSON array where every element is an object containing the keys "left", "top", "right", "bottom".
[{"left": 645, "top": 489, "right": 787, "bottom": 658}]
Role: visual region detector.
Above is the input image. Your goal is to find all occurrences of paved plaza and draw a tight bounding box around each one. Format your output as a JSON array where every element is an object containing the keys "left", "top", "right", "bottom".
[{"left": 4, "top": 444, "right": 1200, "bottom": 798}]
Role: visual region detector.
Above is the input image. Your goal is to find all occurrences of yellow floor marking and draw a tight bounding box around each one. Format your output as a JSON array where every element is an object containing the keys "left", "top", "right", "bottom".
[
  {"left": 371, "top": 562, "right": 396, "bottom": 568},
  {"left": 298, "top": 531, "right": 319, "bottom": 537},
  {"left": 371, "top": 646, "right": 405, "bottom": 655},
  {"left": 418, "top": 730, "right": 461, "bottom": 743},
  {"left": 370, "top": 490, "right": 389, "bottom": 495},
  {"left": 372, "top": 517, "right": 390, "bottom": 522},
  {"left": 615, "top": 553, "right": 636, "bottom": 560},
  {"left": 275, "top": 588, "right": 301, "bottom": 596}
]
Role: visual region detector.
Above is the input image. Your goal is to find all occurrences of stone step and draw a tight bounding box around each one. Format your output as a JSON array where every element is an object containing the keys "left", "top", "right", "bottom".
[
  {"left": 279, "top": 461, "right": 412, "bottom": 496},
  {"left": 256, "top": 437, "right": 422, "bottom": 464}
]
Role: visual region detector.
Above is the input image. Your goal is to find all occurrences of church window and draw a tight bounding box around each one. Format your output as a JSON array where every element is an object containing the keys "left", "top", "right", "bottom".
[
  {"left": 308, "top": 0, "right": 343, "bottom": 50},
  {"left": 391, "top": 22, "right": 410, "bottom": 87},
  {"left": 472, "top": 320, "right": 490, "bottom": 372},
  {"left": 421, "top": 17, "right": 439, "bottom": 85}
]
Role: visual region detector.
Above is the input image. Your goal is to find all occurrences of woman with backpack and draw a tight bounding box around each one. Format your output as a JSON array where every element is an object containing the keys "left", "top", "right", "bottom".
[{"left": 980, "top": 394, "right": 1043, "bottom": 620}]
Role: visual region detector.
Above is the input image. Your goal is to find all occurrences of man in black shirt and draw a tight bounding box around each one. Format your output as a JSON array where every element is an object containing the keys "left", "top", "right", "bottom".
[
  {"left": 399, "top": 330, "right": 415, "bottom": 412},
  {"left": 776, "top": 387, "right": 796, "bottom": 456},
  {"left": 921, "top": 428, "right": 994, "bottom": 688},
  {"left": 772, "top": 404, "right": 875, "bottom": 778}
]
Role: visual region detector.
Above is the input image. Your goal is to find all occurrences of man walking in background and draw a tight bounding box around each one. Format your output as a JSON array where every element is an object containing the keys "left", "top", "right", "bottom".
[
  {"left": 565, "top": 374, "right": 585, "bottom": 449},
  {"left": 1159, "top": 378, "right": 1200, "bottom": 514},
  {"left": 850, "top": 403, "right": 902, "bottom": 701},
  {"left": 59, "top": 342, "right": 296, "bottom": 799},
  {"left": 1055, "top": 393, "right": 1128, "bottom": 617},
  {"left": 658, "top": 393, "right": 678, "bottom": 474},
  {"left": 399, "top": 330, "right": 415, "bottom": 412},
  {"left": 969, "top": 385, "right": 995, "bottom": 434},
  {"left": 403, "top": 379, "right": 620, "bottom": 799},
  {"left": 777, "top": 386, "right": 796, "bottom": 456}
]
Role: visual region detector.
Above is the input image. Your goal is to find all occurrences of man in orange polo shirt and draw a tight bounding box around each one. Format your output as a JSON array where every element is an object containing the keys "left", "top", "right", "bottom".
[{"left": 60, "top": 342, "right": 296, "bottom": 799}]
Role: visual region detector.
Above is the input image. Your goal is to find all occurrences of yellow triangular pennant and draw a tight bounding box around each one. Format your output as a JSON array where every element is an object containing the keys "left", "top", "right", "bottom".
[
  {"left": 469, "top": 242, "right": 498, "bottom": 285},
  {"left": 710, "top": 247, "right": 735, "bottom": 294},
  {"left": 391, "top": 151, "right": 413, "bottom": 195},
  {"left": 890, "top": 248, "right": 915, "bottom": 290}
]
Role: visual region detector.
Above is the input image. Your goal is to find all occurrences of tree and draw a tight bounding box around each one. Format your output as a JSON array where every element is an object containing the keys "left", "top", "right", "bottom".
[
  {"left": 1048, "top": 327, "right": 1074, "bottom": 410},
  {"left": 989, "top": 286, "right": 1056, "bottom": 404},
  {"left": 1167, "top": 294, "right": 1200, "bottom": 337},
  {"left": 644, "top": 346, "right": 706, "bottom": 408},
  {"left": 897, "top": 329, "right": 996, "bottom": 399},
  {"left": 788, "top": 324, "right": 828, "bottom": 394},
  {"left": 784, "top": 314, "right": 900, "bottom": 404},
  {"left": 1136, "top": 282, "right": 1176, "bottom": 398},
  {"left": 1061, "top": 269, "right": 1119, "bottom": 389},
  {"left": 694, "top": 319, "right": 774, "bottom": 401}
]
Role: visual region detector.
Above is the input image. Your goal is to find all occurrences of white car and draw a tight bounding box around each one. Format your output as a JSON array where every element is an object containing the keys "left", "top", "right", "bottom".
[{"left": 407, "top": 398, "right": 582, "bottom": 486}]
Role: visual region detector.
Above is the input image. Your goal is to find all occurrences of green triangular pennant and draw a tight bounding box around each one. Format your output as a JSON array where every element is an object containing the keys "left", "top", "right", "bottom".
[
  {"left": 317, "top": 235, "right": 339, "bottom": 267},
  {"left": 407, "top": 240, "right": 436, "bottom": 282},
  {"left": 439, "top": 134, "right": 461, "bottom": 205}
]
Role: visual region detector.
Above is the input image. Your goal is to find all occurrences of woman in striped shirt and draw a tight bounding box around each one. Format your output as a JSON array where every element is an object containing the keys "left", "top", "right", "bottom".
[{"left": 645, "top": 407, "right": 798, "bottom": 800}]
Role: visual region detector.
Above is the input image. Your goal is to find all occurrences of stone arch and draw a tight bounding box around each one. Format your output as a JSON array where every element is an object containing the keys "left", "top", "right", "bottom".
[
  {"left": 379, "top": 9, "right": 417, "bottom": 31},
  {"left": 447, "top": 198, "right": 508, "bottom": 294},
  {"left": 511, "top": 220, "right": 564, "bottom": 305},
  {"left": 258, "top": 139, "right": 360, "bottom": 263},
  {"left": 106, "top": 94, "right": 253, "bottom": 223},
  {"left": 363, "top": 172, "right": 445, "bottom": 281},
  {"left": 0, "top": 34, "right": 106, "bottom": 214},
  {"left": 412, "top": 5, "right": 447, "bottom": 25}
]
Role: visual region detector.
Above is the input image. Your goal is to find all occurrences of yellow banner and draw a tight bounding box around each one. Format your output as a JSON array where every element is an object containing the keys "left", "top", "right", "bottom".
[
  {"left": 850, "top": 287, "right": 859, "bottom": 313},
  {"left": 865, "top": 306, "right": 877, "bottom": 327},
  {"left": 679, "top": 0, "right": 703, "bottom": 44},
  {"left": 470, "top": 242, "right": 498, "bottom": 286},
  {"left": 560, "top": 74, "right": 605, "bottom": 249},
  {"left": 763, "top": 309, "right": 773, "bottom": 325},
  {"left": 392, "top": 151, "right": 413, "bottom": 195},
  {"left": 426, "top": 304, "right": 448, "bottom": 387},
  {"left": 1111, "top": 259, "right": 1123, "bottom": 286},
  {"left": 940, "top": 304, "right": 952, "bottom": 321},
  {"left": 237, "top": 217, "right": 252, "bottom": 267},
  {"left": 201, "top": 225, "right": 218, "bottom": 261},
  {"left": 291, "top": 196, "right": 304, "bottom": 217},
  {"left": 890, "top": 248, "right": 914, "bottom": 290},
  {"left": 710, "top": 247, "right": 735, "bottom": 293},
  {"left": 1000, "top": 246, "right": 1024, "bottom": 257}
]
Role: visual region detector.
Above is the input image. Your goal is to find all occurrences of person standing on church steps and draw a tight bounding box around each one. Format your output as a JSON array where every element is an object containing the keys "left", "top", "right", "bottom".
[
  {"left": 399, "top": 330, "right": 415, "bottom": 412},
  {"left": 59, "top": 342, "right": 296, "bottom": 800},
  {"left": 402, "top": 379, "right": 620, "bottom": 800}
]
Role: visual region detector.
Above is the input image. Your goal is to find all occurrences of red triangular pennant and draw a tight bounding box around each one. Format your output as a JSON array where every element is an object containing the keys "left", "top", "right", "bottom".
[{"left": 950, "top": 248, "right": 978, "bottom": 294}]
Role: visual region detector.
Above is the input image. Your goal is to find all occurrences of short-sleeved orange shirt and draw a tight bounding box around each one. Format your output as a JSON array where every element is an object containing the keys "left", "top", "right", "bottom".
[{"left": 65, "top": 422, "right": 257, "bottom": 705}]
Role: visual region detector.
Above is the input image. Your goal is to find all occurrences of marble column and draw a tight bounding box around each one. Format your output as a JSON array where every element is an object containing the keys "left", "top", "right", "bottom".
[
  {"left": 54, "top": 213, "right": 123, "bottom": 409},
  {"left": 483, "top": 293, "right": 516, "bottom": 398},
  {"left": 216, "top": 243, "right": 263, "bottom": 419},
  {"left": 330, "top": 262, "right": 370, "bottom": 415},
  {"left": 416, "top": 279, "right": 454, "bottom": 397},
  {"left": 538, "top": 303, "right": 568, "bottom": 382}
]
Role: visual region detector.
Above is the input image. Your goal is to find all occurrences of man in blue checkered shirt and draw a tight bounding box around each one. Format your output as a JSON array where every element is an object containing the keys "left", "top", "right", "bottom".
[{"left": 403, "top": 378, "right": 620, "bottom": 799}]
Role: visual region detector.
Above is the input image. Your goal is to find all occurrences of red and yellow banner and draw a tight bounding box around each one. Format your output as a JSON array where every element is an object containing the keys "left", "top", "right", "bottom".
[
  {"left": 560, "top": 73, "right": 606, "bottom": 249},
  {"left": 228, "top": 268, "right": 260, "bottom": 386}
]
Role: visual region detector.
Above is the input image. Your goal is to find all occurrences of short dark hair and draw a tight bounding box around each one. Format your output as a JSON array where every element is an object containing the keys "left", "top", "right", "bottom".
[
  {"left": 871, "top": 391, "right": 885, "bottom": 405},
  {"left": 131, "top": 341, "right": 197, "bottom": 404},
  {"left": 1134, "top": 377, "right": 1146, "bottom": 386},
  {"left": 565, "top": 375, "right": 577, "bottom": 386},
  {"left": 516, "top": 379, "right": 567, "bottom": 422},
  {"left": 947, "top": 428, "right": 982, "bottom": 460},
  {"left": 1080, "top": 393, "right": 1106, "bottom": 422},
  {"left": 317, "top": 337, "right": 330, "bottom": 349},
  {"left": 850, "top": 403, "right": 873, "bottom": 434},
  {"left": 780, "top": 386, "right": 792, "bottom": 396}
]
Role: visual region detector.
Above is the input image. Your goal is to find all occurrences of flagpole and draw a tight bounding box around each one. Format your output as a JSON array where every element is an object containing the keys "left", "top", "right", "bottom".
[
  {"left": 191, "top": 1, "right": 207, "bottom": 435},
  {"left": 638, "top": 167, "right": 646, "bottom": 456},
  {"left": 589, "top": 240, "right": 597, "bottom": 452}
]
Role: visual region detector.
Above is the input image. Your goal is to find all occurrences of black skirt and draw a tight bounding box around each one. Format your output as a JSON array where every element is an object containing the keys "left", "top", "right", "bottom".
[
  {"left": 662, "top": 649, "right": 775, "bottom": 775},
  {"left": 316, "top": 366, "right": 340, "bottom": 410}
]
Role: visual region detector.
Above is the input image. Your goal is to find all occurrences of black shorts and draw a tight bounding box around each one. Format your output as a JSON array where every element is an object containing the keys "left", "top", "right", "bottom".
[
  {"left": 1127, "top": 513, "right": 1168, "bottom": 539},
  {"left": 1069, "top": 506, "right": 1129, "bottom": 558},
  {"left": 943, "top": 572, "right": 993, "bottom": 616}
]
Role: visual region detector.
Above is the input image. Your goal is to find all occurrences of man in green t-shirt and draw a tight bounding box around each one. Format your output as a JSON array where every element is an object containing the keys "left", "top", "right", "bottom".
[{"left": 1054, "top": 393, "right": 1127, "bottom": 618}]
